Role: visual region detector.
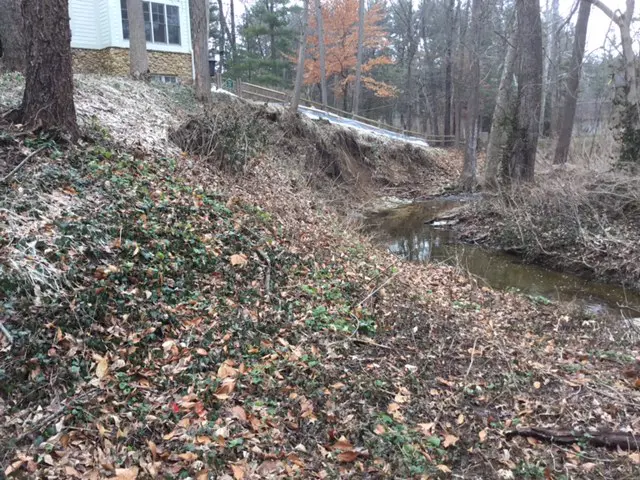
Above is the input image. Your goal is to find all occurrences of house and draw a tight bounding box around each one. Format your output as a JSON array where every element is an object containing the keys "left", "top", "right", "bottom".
[{"left": 69, "top": 0, "right": 193, "bottom": 83}]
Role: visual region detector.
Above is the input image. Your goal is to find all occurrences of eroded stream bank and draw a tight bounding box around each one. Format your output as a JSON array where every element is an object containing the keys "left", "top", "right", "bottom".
[{"left": 365, "top": 197, "right": 640, "bottom": 317}]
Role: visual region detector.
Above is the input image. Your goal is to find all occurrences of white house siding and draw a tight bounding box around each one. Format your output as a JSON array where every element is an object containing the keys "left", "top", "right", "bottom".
[
  {"left": 107, "top": 0, "right": 191, "bottom": 54},
  {"left": 69, "top": 0, "right": 104, "bottom": 49},
  {"left": 97, "top": 0, "right": 112, "bottom": 48},
  {"left": 70, "top": 0, "right": 191, "bottom": 54}
]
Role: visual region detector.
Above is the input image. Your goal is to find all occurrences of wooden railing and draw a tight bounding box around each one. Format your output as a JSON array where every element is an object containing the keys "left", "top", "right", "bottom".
[{"left": 216, "top": 77, "right": 463, "bottom": 147}]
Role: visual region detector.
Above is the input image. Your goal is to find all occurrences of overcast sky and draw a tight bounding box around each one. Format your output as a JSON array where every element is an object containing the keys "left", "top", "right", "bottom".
[
  {"left": 559, "top": 0, "right": 632, "bottom": 53},
  {"left": 230, "top": 0, "right": 633, "bottom": 55}
]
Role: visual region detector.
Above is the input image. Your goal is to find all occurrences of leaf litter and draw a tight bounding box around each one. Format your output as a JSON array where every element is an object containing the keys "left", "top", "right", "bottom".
[{"left": 0, "top": 75, "right": 639, "bottom": 479}]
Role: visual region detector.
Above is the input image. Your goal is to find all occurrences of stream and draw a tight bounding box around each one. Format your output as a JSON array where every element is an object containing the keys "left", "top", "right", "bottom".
[{"left": 365, "top": 197, "right": 640, "bottom": 317}]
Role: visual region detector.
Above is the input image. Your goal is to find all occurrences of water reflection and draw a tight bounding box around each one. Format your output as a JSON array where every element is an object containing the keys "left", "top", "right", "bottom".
[{"left": 366, "top": 200, "right": 640, "bottom": 316}]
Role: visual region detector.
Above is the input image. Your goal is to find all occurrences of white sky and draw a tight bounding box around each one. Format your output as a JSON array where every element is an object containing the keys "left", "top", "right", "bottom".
[
  {"left": 559, "top": 0, "right": 632, "bottom": 53},
  {"left": 229, "top": 0, "right": 633, "bottom": 55}
]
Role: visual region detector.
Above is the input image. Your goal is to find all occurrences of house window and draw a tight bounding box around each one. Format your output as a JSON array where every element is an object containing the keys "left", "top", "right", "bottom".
[{"left": 121, "top": 0, "right": 181, "bottom": 45}]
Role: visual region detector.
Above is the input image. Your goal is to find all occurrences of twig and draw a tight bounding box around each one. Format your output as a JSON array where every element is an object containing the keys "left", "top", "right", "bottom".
[
  {"left": 0, "top": 321, "right": 14, "bottom": 346},
  {"left": 0, "top": 146, "right": 47, "bottom": 184},
  {"left": 354, "top": 269, "right": 401, "bottom": 309},
  {"left": 464, "top": 337, "right": 479, "bottom": 380}
]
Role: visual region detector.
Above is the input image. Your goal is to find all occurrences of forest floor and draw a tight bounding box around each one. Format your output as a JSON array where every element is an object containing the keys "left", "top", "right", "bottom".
[{"left": 1, "top": 75, "right": 640, "bottom": 479}]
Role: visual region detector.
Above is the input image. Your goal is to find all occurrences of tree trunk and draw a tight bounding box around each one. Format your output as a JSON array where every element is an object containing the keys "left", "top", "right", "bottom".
[
  {"left": 539, "top": 0, "right": 550, "bottom": 136},
  {"left": 217, "top": 0, "right": 226, "bottom": 73},
  {"left": 229, "top": 0, "right": 236, "bottom": 60},
  {"left": 315, "top": 0, "right": 328, "bottom": 109},
  {"left": 504, "top": 0, "right": 543, "bottom": 182},
  {"left": 190, "top": 0, "right": 211, "bottom": 102},
  {"left": 460, "top": 0, "right": 483, "bottom": 191},
  {"left": 291, "top": 0, "right": 309, "bottom": 113},
  {"left": 444, "top": 0, "right": 455, "bottom": 145},
  {"left": 12, "top": 0, "right": 78, "bottom": 138},
  {"left": 553, "top": 0, "right": 591, "bottom": 164},
  {"left": 547, "top": 0, "right": 560, "bottom": 135},
  {"left": 352, "top": 0, "right": 365, "bottom": 115},
  {"left": 0, "top": 0, "right": 24, "bottom": 72},
  {"left": 484, "top": 26, "right": 516, "bottom": 187},
  {"left": 127, "top": 0, "right": 149, "bottom": 79}
]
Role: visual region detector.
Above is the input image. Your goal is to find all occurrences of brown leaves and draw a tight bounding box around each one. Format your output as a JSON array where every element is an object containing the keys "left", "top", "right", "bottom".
[
  {"left": 113, "top": 467, "right": 139, "bottom": 480},
  {"left": 231, "top": 464, "right": 246, "bottom": 479},
  {"left": 231, "top": 405, "right": 248, "bottom": 423},
  {"left": 443, "top": 434, "right": 459, "bottom": 448},
  {"left": 331, "top": 436, "right": 368, "bottom": 463},
  {"left": 230, "top": 253, "right": 248, "bottom": 267},
  {"left": 94, "top": 355, "right": 109, "bottom": 379}
]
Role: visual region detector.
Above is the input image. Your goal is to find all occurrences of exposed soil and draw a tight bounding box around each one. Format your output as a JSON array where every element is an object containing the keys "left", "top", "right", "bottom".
[{"left": 1, "top": 75, "right": 640, "bottom": 479}]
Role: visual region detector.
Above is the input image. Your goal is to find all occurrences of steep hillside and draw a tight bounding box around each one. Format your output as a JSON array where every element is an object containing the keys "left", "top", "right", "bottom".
[{"left": 1, "top": 75, "right": 640, "bottom": 479}]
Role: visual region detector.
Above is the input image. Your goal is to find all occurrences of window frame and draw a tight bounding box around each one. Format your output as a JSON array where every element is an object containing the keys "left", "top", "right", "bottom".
[{"left": 121, "top": 1, "right": 181, "bottom": 47}]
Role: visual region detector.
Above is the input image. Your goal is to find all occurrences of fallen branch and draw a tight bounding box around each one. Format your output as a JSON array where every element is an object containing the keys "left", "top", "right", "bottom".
[
  {"left": 1, "top": 146, "right": 47, "bottom": 184},
  {"left": 505, "top": 427, "right": 640, "bottom": 450}
]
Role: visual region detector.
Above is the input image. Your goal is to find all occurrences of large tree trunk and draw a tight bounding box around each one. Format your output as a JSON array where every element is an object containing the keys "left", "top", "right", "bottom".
[
  {"left": 484, "top": 26, "right": 516, "bottom": 187},
  {"left": 315, "top": 0, "right": 328, "bottom": 108},
  {"left": 12, "top": 0, "right": 78, "bottom": 138},
  {"left": 553, "top": 0, "right": 591, "bottom": 164},
  {"left": 352, "top": 0, "right": 365, "bottom": 115},
  {"left": 127, "top": 0, "right": 149, "bottom": 79},
  {"left": 291, "top": 0, "right": 309, "bottom": 113},
  {"left": 443, "top": 0, "right": 455, "bottom": 146},
  {"left": 460, "top": 0, "right": 483, "bottom": 191},
  {"left": 504, "top": 0, "right": 543, "bottom": 182},
  {"left": 190, "top": 0, "right": 211, "bottom": 102},
  {"left": 0, "top": 0, "right": 24, "bottom": 72}
]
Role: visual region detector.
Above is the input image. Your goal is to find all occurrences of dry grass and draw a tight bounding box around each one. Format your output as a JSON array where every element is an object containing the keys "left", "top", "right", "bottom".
[{"left": 537, "top": 130, "right": 619, "bottom": 173}]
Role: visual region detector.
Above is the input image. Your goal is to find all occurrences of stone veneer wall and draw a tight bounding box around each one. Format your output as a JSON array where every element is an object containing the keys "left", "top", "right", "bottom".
[{"left": 72, "top": 48, "right": 192, "bottom": 81}]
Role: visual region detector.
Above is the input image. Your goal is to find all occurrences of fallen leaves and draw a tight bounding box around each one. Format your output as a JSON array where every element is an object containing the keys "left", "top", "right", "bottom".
[
  {"left": 230, "top": 253, "right": 248, "bottom": 267},
  {"left": 94, "top": 356, "right": 109, "bottom": 379},
  {"left": 113, "top": 467, "right": 138, "bottom": 480},
  {"left": 443, "top": 434, "right": 459, "bottom": 448}
]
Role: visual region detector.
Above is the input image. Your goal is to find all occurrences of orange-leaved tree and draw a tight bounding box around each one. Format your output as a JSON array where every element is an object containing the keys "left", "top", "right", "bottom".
[{"left": 304, "top": 0, "right": 396, "bottom": 110}]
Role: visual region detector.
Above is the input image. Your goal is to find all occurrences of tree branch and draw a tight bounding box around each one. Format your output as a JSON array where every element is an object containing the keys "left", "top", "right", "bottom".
[{"left": 585, "top": 0, "right": 622, "bottom": 26}]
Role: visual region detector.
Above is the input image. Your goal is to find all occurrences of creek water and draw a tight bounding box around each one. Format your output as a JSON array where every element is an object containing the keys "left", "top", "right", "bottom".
[{"left": 365, "top": 198, "right": 640, "bottom": 317}]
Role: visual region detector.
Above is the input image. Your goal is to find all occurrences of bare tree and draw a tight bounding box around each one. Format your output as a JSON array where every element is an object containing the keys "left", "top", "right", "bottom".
[
  {"left": 0, "top": 0, "right": 24, "bottom": 72},
  {"left": 190, "top": 0, "right": 211, "bottom": 102},
  {"left": 504, "top": 0, "right": 543, "bottom": 182},
  {"left": 444, "top": 0, "right": 455, "bottom": 145},
  {"left": 484, "top": 25, "right": 517, "bottom": 187},
  {"left": 460, "top": 0, "right": 483, "bottom": 191},
  {"left": 586, "top": 1, "right": 637, "bottom": 114},
  {"left": 291, "top": 0, "right": 309, "bottom": 113},
  {"left": 127, "top": 0, "right": 149, "bottom": 79},
  {"left": 352, "top": 0, "right": 365, "bottom": 115},
  {"left": 553, "top": 0, "right": 591, "bottom": 164},
  {"left": 10, "top": 0, "right": 78, "bottom": 138},
  {"left": 217, "top": 0, "right": 226, "bottom": 73},
  {"left": 315, "top": 0, "right": 328, "bottom": 109},
  {"left": 229, "top": 0, "right": 237, "bottom": 60},
  {"left": 548, "top": 0, "right": 560, "bottom": 134}
]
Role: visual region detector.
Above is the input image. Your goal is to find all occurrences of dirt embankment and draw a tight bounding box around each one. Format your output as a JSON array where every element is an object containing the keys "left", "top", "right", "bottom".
[
  {"left": 2, "top": 75, "right": 640, "bottom": 479},
  {"left": 461, "top": 169, "right": 640, "bottom": 291}
]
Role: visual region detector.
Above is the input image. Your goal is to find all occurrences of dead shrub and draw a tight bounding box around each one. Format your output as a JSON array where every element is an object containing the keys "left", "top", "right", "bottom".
[{"left": 475, "top": 170, "right": 640, "bottom": 288}]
